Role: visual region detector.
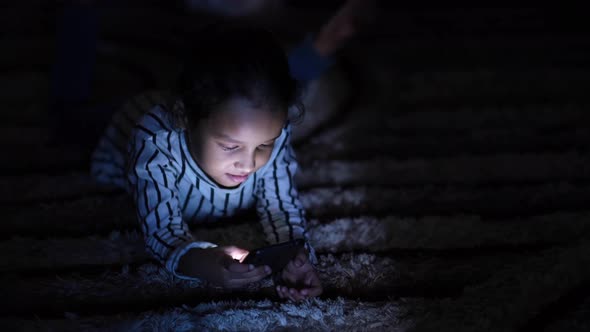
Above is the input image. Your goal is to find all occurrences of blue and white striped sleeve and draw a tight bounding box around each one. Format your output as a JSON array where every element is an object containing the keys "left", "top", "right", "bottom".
[
  {"left": 128, "top": 129, "right": 216, "bottom": 280},
  {"left": 254, "top": 127, "right": 317, "bottom": 264}
]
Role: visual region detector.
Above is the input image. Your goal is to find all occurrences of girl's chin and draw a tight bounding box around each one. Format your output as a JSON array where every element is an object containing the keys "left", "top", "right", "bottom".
[{"left": 211, "top": 175, "right": 242, "bottom": 189}]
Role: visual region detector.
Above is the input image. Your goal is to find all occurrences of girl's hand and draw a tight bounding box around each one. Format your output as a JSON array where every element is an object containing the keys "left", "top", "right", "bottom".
[
  {"left": 276, "top": 249, "right": 323, "bottom": 302},
  {"left": 177, "top": 246, "right": 272, "bottom": 288}
]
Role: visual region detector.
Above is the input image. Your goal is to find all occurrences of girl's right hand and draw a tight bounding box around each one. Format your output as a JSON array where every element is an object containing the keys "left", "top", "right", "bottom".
[{"left": 177, "top": 246, "right": 272, "bottom": 288}]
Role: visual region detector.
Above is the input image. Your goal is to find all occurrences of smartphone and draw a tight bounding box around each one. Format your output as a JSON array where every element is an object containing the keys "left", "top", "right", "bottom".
[{"left": 242, "top": 239, "right": 305, "bottom": 273}]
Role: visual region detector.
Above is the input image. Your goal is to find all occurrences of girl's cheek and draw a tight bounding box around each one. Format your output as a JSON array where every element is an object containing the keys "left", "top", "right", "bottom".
[
  {"left": 205, "top": 146, "right": 227, "bottom": 168},
  {"left": 256, "top": 151, "right": 272, "bottom": 168}
]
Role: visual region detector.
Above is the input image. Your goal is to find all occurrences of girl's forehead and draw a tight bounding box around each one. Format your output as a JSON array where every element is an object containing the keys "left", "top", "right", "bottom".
[{"left": 202, "top": 97, "right": 286, "bottom": 141}]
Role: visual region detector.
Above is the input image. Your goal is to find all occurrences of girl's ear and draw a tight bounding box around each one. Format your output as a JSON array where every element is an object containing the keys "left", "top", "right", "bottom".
[
  {"left": 171, "top": 99, "right": 189, "bottom": 130},
  {"left": 164, "top": 92, "right": 189, "bottom": 130}
]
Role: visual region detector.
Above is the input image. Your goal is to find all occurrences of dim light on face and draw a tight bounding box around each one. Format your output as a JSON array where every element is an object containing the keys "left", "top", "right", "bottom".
[{"left": 187, "top": 97, "right": 286, "bottom": 188}]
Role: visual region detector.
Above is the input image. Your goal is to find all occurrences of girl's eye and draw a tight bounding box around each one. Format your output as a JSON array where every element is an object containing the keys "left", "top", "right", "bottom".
[
  {"left": 257, "top": 143, "right": 273, "bottom": 150},
  {"left": 220, "top": 145, "right": 239, "bottom": 151}
]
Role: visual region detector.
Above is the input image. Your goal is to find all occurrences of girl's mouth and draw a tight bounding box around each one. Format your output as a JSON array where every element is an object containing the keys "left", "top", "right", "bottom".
[{"left": 227, "top": 173, "right": 249, "bottom": 183}]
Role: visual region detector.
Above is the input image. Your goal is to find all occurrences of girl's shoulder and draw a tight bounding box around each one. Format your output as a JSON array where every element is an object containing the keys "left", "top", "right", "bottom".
[
  {"left": 117, "top": 90, "right": 174, "bottom": 128},
  {"left": 127, "top": 101, "right": 185, "bottom": 166},
  {"left": 123, "top": 90, "right": 178, "bottom": 137}
]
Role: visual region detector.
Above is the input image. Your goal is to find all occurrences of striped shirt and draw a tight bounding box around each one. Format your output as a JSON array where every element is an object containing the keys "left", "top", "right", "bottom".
[{"left": 90, "top": 91, "right": 315, "bottom": 280}]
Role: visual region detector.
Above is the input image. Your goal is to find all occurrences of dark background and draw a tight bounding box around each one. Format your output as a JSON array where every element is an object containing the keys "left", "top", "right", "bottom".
[{"left": 1, "top": 2, "right": 590, "bottom": 331}]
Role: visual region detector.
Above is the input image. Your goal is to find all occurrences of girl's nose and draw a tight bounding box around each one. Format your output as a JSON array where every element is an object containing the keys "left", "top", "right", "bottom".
[{"left": 235, "top": 152, "right": 255, "bottom": 172}]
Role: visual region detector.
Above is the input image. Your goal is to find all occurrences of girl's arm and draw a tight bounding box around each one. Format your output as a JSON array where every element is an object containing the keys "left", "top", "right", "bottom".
[
  {"left": 254, "top": 125, "right": 322, "bottom": 300},
  {"left": 254, "top": 125, "right": 317, "bottom": 265},
  {"left": 128, "top": 110, "right": 271, "bottom": 286},
  {"left": 127, "top": 112, "right": 216, "bottom": 280}
]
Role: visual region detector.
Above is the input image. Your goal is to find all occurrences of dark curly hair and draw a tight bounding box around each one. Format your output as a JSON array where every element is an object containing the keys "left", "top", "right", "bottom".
[{"left": 169, "top": 21, "right": 304, "bottom": 129}]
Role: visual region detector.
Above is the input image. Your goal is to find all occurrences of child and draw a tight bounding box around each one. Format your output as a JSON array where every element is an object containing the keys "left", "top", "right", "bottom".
[{"left": 90, "top": 2, "right": 365, "bottom": 302}]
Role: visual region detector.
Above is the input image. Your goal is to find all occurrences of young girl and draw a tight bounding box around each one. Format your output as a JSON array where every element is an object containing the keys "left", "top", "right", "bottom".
[
  {"left": 90, "top": 27, "right": 307, "bottom": 301},
  {"left": 89, "top": 2, "right": 365, "bottom": 302}
]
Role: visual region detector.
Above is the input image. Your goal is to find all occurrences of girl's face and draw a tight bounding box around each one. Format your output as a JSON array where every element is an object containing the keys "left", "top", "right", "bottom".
[{"left": 188, "top": 97, "right": 287, "bottom": 188}]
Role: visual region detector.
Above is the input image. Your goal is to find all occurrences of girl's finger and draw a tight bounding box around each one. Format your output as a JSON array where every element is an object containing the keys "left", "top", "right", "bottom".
[
  {"left": 228, "top": 274, "right": 265, "bottom": 288},
  {"left": 226, "top": 261, "right": 253, "bottom": 273},
  {"left": 290, "top": 288, "right": 305, "bottom": 301},
  {"left": 303, "top": 283, "right": 323, "bottom": 298},
  {"left": 281, "top": 269, "right": 298, "bottom": 285},
  {"left": 289, "top": 287, "right": 307, "bottom": 302},
  {"left": 293, "top": 251, "right": 307, "bottom": 268},
  {"left": 284, "top": 259, "right": 296, "bottom": 273},
  {"left": 306, "top": 272, "right": 315, "bottom": 286},
  {"left": 223, "top": 246, "right": 250, "bottom": 262},
  {"left": 230, "top": 266, "right": 271, "bottom": 282},
  {"left": 282, "top": 286, "right": 296, "bottom": 302}
]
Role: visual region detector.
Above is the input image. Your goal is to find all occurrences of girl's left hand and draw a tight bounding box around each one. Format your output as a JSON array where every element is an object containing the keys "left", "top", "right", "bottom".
[{"left": 276, "top": 249, "right": 322, "bottom": 302}]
